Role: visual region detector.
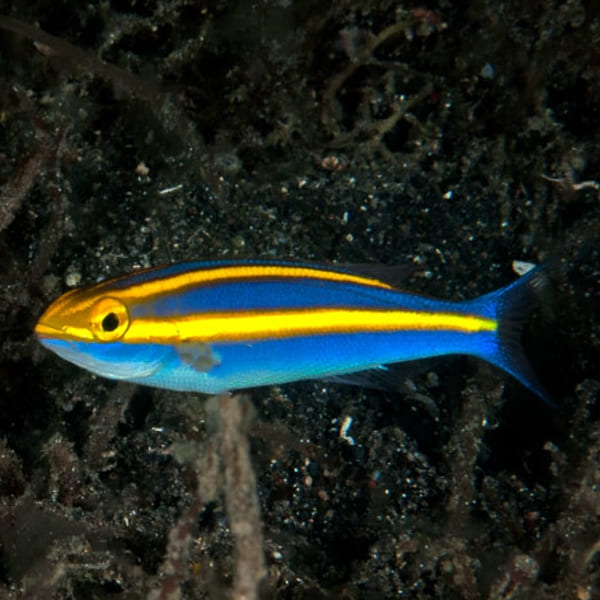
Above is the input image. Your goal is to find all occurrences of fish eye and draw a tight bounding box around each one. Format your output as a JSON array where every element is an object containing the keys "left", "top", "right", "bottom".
[
  {"left": 89, "top": 297, "right": 130, "bottom": 341},
  {"left": 101, "top": 312, "right": 119, "bottom": 332}
]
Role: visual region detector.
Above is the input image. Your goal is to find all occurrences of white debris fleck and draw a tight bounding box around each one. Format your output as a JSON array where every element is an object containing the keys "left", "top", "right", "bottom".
[
  {"left": 481, "top": 63, "right": 495, "bottom": 79},
  {"left": 135, "top": 161, "right": 150, "bottom": 176},
  {"left": 65, "top": 271, "right": 81, "bottom": 287},
  {"left": 512, "top": 260, "right": 536, "bottom": 276},
  {"left": 158, "top": 184, "right": 184, "bottom": 195},
  {"left": 339, "top": 415, "right": 355, "bottom": 446}
]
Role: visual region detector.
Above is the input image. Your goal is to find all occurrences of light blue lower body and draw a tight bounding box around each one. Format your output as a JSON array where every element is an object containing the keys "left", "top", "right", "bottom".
[{"left": 122, "top": 329, "right": 497, "bottom": 394}]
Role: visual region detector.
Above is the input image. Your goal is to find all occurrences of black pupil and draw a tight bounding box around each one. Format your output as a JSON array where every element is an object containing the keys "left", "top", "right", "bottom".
[{"left": 102, "top": 312, "right": 119, "bottom": 332}]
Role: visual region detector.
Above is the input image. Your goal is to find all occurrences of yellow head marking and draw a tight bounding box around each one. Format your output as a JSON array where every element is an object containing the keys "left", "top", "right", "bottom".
[{"left": 89, "top": 297, "right": 130, "bottom": 341}]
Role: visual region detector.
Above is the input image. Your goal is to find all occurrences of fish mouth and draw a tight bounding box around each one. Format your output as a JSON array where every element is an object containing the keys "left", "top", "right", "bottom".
[
  {"left": 34, "top": 321, "right": 62, "bottom": 339},
  {"left": 34, "top": 318, "right": 94, "bottom": 342}
]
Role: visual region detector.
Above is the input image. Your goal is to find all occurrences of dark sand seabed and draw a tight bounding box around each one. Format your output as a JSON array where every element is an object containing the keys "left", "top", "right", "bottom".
[{"left": 0, "top": 1, "right": 599, "bottom": 598}]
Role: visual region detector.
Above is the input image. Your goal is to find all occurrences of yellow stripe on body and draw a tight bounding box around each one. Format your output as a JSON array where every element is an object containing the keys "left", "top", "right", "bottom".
[
  {"left": 123, "top": 308, "right": 497, "bottom": 344},
  {"left": 106, "top": 264, "right": 394, "bottom": 304}
]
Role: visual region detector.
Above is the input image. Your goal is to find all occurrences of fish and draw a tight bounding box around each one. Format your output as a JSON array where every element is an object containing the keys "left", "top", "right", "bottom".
[{"left": 34, "top": 259, "right": 549, "bottom": 401}]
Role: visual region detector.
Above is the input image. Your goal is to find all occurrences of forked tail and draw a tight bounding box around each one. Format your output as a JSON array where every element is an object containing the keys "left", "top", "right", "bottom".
[{"left": 466, "top": 266, "right": 551, "bottom": 404}]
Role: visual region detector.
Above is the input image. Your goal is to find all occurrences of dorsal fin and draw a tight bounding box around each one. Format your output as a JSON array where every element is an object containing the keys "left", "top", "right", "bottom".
[{"left": 336, "top": 263, "right": 417, "bottom": 288}]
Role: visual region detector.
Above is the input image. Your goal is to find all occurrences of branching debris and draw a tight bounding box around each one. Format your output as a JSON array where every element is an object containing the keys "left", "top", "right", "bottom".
[
  {"left": 218, "top": 394, "right": 266, "bottom": 600},
  {"left": 0, "top": 16, "right": 207, "bottom": 165},
  {"left": 0, "top": 17, "right": 163, "bottom": 109},
  {"left": 151, "top": 394, "right": 266, "bottom": 600},
  {"left": 320, "top": 9, "right": 445, "bottom": 161},
  {"left": 542, "top": 170, "right": 600, "bottom": 201},
  {"left": 0, "top": 146, "right": 44, "bottom": 233}
]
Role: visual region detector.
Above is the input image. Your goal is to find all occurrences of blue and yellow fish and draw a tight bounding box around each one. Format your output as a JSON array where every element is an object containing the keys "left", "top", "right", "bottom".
[{"left": 35, "top": 259, "right": 548, "bottom": 401}]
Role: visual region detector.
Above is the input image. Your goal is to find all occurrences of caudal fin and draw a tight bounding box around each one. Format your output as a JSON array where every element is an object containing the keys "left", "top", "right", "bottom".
[{"left": 468, "top": 265, "right": 552, "bottom": 404}]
